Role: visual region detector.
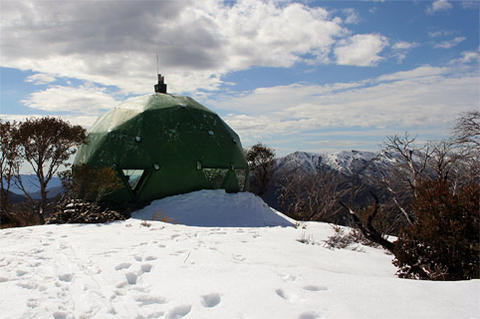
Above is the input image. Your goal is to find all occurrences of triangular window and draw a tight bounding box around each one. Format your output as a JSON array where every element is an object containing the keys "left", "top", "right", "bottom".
[
  {"left": 203, "top": 168, "right": 229, "bottom": 189},
  {"left": 122, "top": 169, "right": 145, "bottom": 191}
]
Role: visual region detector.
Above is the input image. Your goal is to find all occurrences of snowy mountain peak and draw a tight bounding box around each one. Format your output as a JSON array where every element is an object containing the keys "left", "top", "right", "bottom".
[{"left": 276, "top": 150, "right": 382, "bottom": 176}]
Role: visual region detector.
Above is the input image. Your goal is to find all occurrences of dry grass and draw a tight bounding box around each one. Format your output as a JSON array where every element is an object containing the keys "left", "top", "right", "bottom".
[
  {"left": 0, "top": 207, "right": 43, "bottom": 229},
  {"left": 152, "top": 211, "right": 175, "bottom": 223}
]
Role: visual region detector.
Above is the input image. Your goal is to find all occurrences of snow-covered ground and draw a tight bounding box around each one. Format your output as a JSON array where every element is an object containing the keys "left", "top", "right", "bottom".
[{"left": 1, "top": 190, "right": 478, "bottom": 319}]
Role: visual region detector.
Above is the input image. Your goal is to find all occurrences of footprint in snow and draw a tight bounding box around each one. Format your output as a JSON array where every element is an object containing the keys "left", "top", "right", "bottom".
[
  {"left": 145, "top": 256, "right": 157, "bottom": 261},
  {"left": 58, "top": 274, "right": 73, "bottom": 282},
  {"left": 140, "top": 264, "right": 152, "bottom": 273},
  {"left": 200, "top": 293, "right": 221, "bottom": 308},
  {"left": 125, "top": 272, "right": 138, "bottom": 285},
  {"left": 135, "top": 295, "right": 167, "bottom": 306},
  {"left": 53, "top": 311, "right": 68, "bottom": 319},
  {"left": 16, "top": 269, "right": 28, "bottom": 277},
  {"left": 114, "top": 263, "right": 131, "bottom": 271},
  {"left": 134, "top": 255, "right": 143, "bottom": 262},
  {"left": 303, "top": 285, "right": 327, "bottom": 292},
  {"left": 298, "top": 311, "right": 322, "bottom": 319},
  {"left": 232, "top": 254, "right": 246, "bottom": 263},
  {"left": 166, "top": 305, "right": 191, "bottom": 319},
  {"left": 17, "top": 282, "right": 38, "bottom": 289},
  {"left": 275, "top": 289, "right": 300, "bottom": 302}
]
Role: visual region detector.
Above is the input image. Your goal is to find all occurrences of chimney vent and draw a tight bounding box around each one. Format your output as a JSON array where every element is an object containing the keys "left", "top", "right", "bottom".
[{"left": 154, "top": 74, "right": 167, "bottom": 93}]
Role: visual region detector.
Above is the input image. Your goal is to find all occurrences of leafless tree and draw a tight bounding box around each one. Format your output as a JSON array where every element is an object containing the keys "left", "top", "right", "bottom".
[
  {"left": 452, "top": 110, "right": 480, "bottom": 186},
  {"left": 278, "top": 166, "right": 349, "bottom": 223},
  {"left": 453, "top": 110, "right": 480, "bottom": 148},
  {"left": 375, "top": 133, "right": 435, "bottom": 226},
  {"left": 339, "top": 192, "right": 394, "bottom": 253}
]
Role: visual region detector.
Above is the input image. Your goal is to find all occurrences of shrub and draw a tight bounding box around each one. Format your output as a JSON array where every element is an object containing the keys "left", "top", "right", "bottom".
[
  {"left": 393, "top": 179, "right": 480, "bottom": 280},
  {"left": 0, "top": 204, "right": 43, "bottom": 228},
  {"left": 324, "top": 225, "right": 378, "bottom": 250}
]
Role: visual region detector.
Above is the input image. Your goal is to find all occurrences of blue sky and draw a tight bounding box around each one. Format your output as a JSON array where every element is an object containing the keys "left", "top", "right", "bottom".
[{"left": 1, "top": 0, "right": 479, "bottom": 156}]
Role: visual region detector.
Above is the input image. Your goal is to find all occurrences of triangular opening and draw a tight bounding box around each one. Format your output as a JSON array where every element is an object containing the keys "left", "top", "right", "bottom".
[
  {"left": 122, "top": 169, "right": 145, "bottom": 191},
  {"left": 203, "top": 168, "right": 229, "bottom": 189}
]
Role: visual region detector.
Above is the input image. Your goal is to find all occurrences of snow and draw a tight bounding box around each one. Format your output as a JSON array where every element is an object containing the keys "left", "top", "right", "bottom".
[
  {"left": 275, "top": 150, "right": 392, "bottom": 177},
  {"left": 132, "top": 190, "right": 294, "bottom": 227},
  {"left": 1, "top": 190, "right": 479, "bottom": 319}
]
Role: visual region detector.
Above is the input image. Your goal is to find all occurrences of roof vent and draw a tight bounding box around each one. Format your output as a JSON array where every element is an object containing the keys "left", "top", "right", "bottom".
[{"left": 154, "top": 74, "right": 167, "bottom": 94}]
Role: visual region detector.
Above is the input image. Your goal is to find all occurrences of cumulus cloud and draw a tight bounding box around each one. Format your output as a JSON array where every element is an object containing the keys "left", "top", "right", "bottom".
[
  {"left": 434, "top": 36, "right": 466, "bottom": 49},
  {"left": 21, "top": 85, "right": 118, "bottom": 114},
  {"left": 25, "top": 73, "right": 57, "bottom": 85},
  {"left": 449, "top": 50, "right": 480, "bottom": 64},
  {"left": 392, "top": 41, "right": 418, "bottom": 50},
  {"left": 0, "top": 0, "right": 348, "bottom": 95},
  {"left": 392, "top": 41, "right": 419, "bottom": 62},
  {"left": 211, "top": 63, "right": 479, "bottom": 152},
  {"left": 426, "top": 0, "right": 453, "bottom": 14},
  {"left": 343, "top": 8, "right": 360, "bottom": 24},
  {"left": 334, "top": 34, "right": 388, "bottom": 66}
]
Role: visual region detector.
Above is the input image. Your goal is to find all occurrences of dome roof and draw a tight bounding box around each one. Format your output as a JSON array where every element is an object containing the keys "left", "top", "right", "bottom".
[{"left": 74, "top": 93, "right": 248, "bottom": 202}]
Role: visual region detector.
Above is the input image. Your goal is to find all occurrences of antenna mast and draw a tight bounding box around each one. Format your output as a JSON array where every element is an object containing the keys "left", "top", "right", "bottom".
[{"left": 154, "top": 51, "right": 166, "bottom": 93}]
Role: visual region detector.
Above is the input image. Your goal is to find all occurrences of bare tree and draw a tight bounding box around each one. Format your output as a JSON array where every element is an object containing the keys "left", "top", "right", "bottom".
[
  {"left": 376, "top": 133, "right": 435, "bottom": 226},
  {"left": 278, "top": 166, "right": 349, "bottom": 224},
  {"left": 339, "top": 192, "right": 395, "bottom": 253},
  {"left": 453, "top": 110, "right": 480, "bottom": 148},
  {"left": 16, "top": 117, "right": 86, "bottom": 216},
  {"left": 452, "top": 110, "right": 480, "bottom": 186}
]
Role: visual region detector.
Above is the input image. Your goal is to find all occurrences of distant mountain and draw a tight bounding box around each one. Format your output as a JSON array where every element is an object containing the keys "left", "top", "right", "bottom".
[
  {"left": 5, "top": 175, "right": 64, "bottom": 200},
  {"left": 262, "top": 150, "right": 399, "bottom": 215},
  {"left": 274, "top": 150, "right": 397, "bottom": 178},
  {"left": 7, "top": 190, "right": 26, "bottom": 203}
]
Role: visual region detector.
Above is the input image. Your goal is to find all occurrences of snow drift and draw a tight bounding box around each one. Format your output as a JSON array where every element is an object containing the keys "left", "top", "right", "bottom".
[{"left": 132, "top": 189, "right": 294, "bottom": 227}]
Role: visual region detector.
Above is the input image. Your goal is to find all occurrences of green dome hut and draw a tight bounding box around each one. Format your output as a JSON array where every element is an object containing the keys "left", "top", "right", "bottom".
[{"left": 73, "top": 75, "right": 248, "bottom": 202}]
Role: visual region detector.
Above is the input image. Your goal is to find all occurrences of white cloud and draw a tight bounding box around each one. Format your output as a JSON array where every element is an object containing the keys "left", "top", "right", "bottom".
[
  {"left": 334, "top": 34, "right": 388, "bottom": 66},
  {"left": 21, "top": 85, "right": 118, "bottom": 114},
  {"left": 210, "top": 63, "right": 479, "bottom": 152},
  {"left": 0, "top": 0, "right": 348, "bottom": 95},
  {"left": 426, "top": 0, "right": 453, "bottom": 14},
  {"left": 450, "top": 50, "right": 480, "bottom": 64},
  {"left": 434, "top": 36, "right": 466, "bottom": 49},
  {"left": 392, "top": 41, "right": 418, "bottom": 50},
  {"left": 0, "top": 113, "right": 98, "bottom": 128},
  {"left": 343, "top": 8, "right": 360, "bottom": 24},
  {"left": 428, "top": 30, "right": 454, "bottom": 38},
  {"left": 25, "top": 73, "right": 57, "bottom": 85},
  {"left": 391, "top": 41, "right": 419, "bottom": 62}
]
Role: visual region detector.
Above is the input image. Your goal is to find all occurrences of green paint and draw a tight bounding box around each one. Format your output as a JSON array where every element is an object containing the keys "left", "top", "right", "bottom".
[{"left": 74, "top": 93, "right": 248, "bottom": 202}]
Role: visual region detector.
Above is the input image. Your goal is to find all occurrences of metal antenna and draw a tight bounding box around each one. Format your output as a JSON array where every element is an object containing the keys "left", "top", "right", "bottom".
[{"left": 155, "top": 51, "right": 159, "bottom": 75}]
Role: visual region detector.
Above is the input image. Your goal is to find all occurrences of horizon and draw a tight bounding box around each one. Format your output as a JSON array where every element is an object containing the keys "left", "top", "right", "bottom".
[{"left": 1, "top": 0, "right": 479, "bottom": 157}]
